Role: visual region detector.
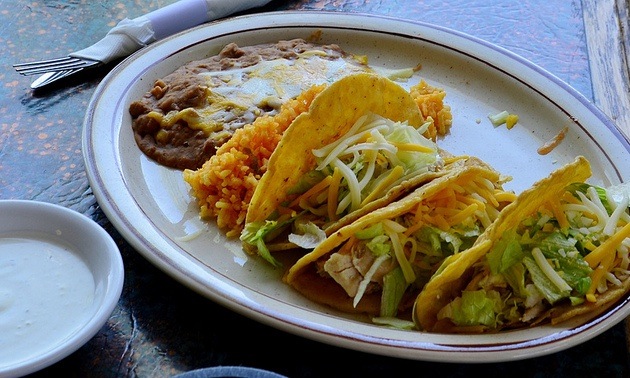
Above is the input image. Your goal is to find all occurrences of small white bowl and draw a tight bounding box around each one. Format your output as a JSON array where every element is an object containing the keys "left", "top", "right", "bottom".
[{"left": 0, "top": 200, "right": 124, "bottom": 378}]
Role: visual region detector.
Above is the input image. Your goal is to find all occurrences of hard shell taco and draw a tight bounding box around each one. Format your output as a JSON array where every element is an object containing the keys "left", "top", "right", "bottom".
[
  {"left": 414, "top": 156, "right": 630, "bottom": 333},
  {"left": 284, "top": 157, "right": 516, "bottom": 318},
  {"left": 240, "top": 73, "right": 455, "bottom": 266}
]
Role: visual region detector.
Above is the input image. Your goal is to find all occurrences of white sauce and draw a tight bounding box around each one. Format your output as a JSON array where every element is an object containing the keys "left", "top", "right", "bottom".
[
  {"left": 0, "top": 234, "right": 95, "bottom": 367},
  {"left": 195, "top": 55, "right": 372, "bottom": 131}
]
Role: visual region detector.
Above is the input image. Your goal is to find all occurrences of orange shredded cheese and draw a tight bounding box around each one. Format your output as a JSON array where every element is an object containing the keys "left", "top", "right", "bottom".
[
  {"left": 585, "top": 222, "right": 630, "bottom": 268},
  {"left": 327, "top": 167, "right": 342, "bottom": 222},
  {"left": 359, "top": 165, "right": 404, "bottom": 206}
]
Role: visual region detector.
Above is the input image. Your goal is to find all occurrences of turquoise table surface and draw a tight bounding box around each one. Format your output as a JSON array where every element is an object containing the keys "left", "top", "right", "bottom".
[{"left": 1, "top": 0, "right": 629, "bottom": 377}]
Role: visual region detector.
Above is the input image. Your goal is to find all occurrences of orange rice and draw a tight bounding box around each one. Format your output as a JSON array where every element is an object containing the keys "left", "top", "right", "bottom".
[
  {"left": 183, "top": 84, "right": 326, "bottom": 237},
  {"left": 183, "top": 79, "right": 452, "bottom": 237}
]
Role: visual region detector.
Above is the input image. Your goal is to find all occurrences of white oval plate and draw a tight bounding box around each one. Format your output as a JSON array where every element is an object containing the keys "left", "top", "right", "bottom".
[{"left": 83, "top": 11, "right": 630, "bottom": 363}]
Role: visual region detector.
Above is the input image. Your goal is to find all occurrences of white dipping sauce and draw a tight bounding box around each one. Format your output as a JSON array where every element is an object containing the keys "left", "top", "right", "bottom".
[{"left": 0, "top": 234, "right": 95, "bottom": 367}]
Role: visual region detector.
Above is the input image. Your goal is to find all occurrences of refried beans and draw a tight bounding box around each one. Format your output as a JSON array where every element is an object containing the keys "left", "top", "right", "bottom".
[{"left": 129, "top": 39, "right": 372, "bottom": 170}]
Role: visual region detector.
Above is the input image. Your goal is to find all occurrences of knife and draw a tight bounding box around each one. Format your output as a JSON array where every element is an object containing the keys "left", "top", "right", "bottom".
[{"left": 26, "top": 0, "right": 272, "bottom": 89}]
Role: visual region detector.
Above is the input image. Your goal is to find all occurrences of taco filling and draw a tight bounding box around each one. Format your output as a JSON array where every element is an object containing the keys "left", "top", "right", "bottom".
[
  {"left": 241, "top": 112, "right": 444, "bottom": 265},
  {"left": 285, "top": 160, "right": 516, "bottom": 318},
  {"left": 415, "top": 156, "right": 630, "bottom": 332},
  {"left": 240, "top": 73, "right": 451, "bottom": 267}
]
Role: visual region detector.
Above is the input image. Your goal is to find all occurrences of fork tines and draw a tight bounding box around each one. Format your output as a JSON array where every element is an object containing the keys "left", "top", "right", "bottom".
[{"left": 13, "top": 56, "right": 100, "bottom": 76}]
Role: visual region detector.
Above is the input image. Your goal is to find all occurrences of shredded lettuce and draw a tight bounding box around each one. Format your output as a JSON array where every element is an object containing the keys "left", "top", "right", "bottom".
[
  {"left": 240, "top": 215, "right": 300, "bottom": 267},
  {"left": 566, "top": 183, "right": 612, "bottom": 214},
  {"left": 488, "top": 110, "right": 519, "bottom": 129},
  {"left": 353, "top": 223, "right": 407, "bottom": 315},
  {"left": 355, "top": 222, "right": 385, "bottom": 240},
  {"left": 287, "top": 170, "right": 327, "bottom": 195},
  {"left": 502, "top": 262, "right": 529, "bottom": 298},
  {"left": 354, "top": 254, "right": 390, "bottom": 308},
  {"left": 440, "top": 181, "right": 630, "bottom": 329},
  {"left": 487, "top": 229, "right": 524, "bottom": 274},
  {"left": 288, "top": 221, "right": 327, "bottom": 249},
  {"left": 312, "top": 113, "right": 440, "bottom": 216},
  {"left": 240, "top": 220, "right": 285, "bottom": 267},
  {"left": 522, "top": 256, "right": 568, "bottom": 304},
  {"left": 537, "top": 232, "right": 592, "bottom": 293},
  {"left": 380, "top": 267, "right": 408, "bottom": 317},
  {"left": 365, "top": 235, "right": 391, "bottom": 256},
  {"left": 372, "top": 316, "right": 416, "bottom": 330},
  {"left": 382, "top": 67, "right": 416, "bottom": 82},
  {"left": 486, "top": 226, "right": 592, "bottom": 303},
  {"left": 447, "top": 290, "right": 499, "bottom": 327},
  {"left": 386, "top": 123, "right": 437, "bottom": 173},
  {"left": 606, "top": 182, "right": 630, "bottom": 210}
]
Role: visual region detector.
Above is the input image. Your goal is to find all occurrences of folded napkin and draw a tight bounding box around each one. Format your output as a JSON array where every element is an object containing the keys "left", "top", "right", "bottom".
[{"left": 70, "top": 0, "right": 271, "bottom": 63}]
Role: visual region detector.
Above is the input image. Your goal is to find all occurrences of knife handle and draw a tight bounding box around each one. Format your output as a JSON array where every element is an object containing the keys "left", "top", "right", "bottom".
[{"left": 145, "top": 0, "right": 211, "bottom": 40}]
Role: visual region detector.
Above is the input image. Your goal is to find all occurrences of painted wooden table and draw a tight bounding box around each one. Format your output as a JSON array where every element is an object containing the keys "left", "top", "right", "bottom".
[{"left": 1, "top": 0, "right": 629, "bottom": 376}]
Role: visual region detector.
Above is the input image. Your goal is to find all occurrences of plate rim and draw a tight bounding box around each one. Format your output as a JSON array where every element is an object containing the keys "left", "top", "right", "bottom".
[{"left": 82, "top": 10, "right": 630, "bottom": 363}]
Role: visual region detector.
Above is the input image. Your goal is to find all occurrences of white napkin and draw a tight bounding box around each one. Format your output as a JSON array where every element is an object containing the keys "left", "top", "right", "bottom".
[{"left": 70, "top": 0, "right": 271, "bottom": 63}]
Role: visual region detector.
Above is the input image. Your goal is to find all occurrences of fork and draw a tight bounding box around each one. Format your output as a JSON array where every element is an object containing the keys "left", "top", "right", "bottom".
[
  {"left": 28, "top": 69, "right": 87, "bottom": 89},
  {"left": 11, "top": 0, "right": 224, "bottom": 84},
  {"left": 13, "top": 56, "right": 101, "bottom": 76},
  {"left": 12, "top": 0, "right": 273, "bottom": 89}
]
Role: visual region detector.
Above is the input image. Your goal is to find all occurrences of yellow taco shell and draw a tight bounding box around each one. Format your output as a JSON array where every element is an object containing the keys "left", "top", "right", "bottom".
[
  {"left": 285, "top": 156, "right": 512, "bottom": 315},
  {"left": 413, "top": 156, "right": 593, "bottom": 332},
  {"left": 246, "top": 73, "right": 425, "bottom": 226}
]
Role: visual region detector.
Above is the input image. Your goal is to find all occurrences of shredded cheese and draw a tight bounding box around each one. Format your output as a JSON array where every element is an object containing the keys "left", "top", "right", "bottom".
[
  {"left": 532, "top": 247, "right": 572, "bottom": 292},
  {"left": 604, "top": 194, "right": 628, "bottom": 236},
  {"left": 310, "top": 112, "right": 441, "bottom": 219},
  {"left": 385, "top": 227, "right": 416, "bottom": 283},
  {"left": 288, "top": 175, "right": 332, "bottom": 208},
  {"left": 585, "top": 222, "right": 630, "bottom": 268},
  {"left": 586, "top": 266, "right": 607, "bottom": 302},
  {"left": 360, "top": 165, "right": 404, "bottom": 206},
  {"left": 548, "top": 199, "right": 570, "bottom": 230},
  {"left": 353, "top": 254, "right": 390, "bottom": 307},
  {"left": 327, "top": 167, "right": 342, "bottom": 221},
  {"left": 447, "top": 203, "right": 479, "bottom": 226},
  {"left": 391, "top": 142, "right": 435, "bottom": 153},
  {"left": 332, "top": 157, "right": 362, "bottom": 213},
  {"left": 576, "top": 190, "right": 608, "bottom": 231}
]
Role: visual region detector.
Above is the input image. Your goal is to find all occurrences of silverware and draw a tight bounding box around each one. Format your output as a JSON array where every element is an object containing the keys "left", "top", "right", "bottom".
[
  {"left": 13, "top": 56, "right": 101, "bottom": 77},
  {"left": 13, "top": 57, "right": 102, "bottom": 90},
  {"left": 29, "top": 70, "right": 86, "bottom": 89},
  {"left": 13, "top": 0, "right": 272, "bottom": 90}
]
